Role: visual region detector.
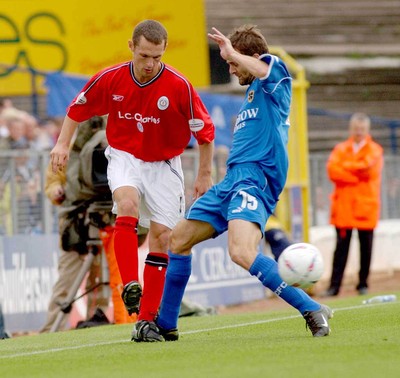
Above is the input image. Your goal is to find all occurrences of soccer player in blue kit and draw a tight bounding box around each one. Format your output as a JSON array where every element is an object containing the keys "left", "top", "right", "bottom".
[{"left": 133, "top": 25, "right": 333, "bottom": 342}]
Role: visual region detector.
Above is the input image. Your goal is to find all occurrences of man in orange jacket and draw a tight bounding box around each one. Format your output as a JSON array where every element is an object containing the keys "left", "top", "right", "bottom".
[{"left": 323, "top": 112, "right": 383, "bottom": 296}]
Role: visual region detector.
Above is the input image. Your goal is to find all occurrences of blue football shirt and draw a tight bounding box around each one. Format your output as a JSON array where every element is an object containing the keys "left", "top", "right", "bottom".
[{"left": 226, "top": 54, "right": 292, "bottom": 199}]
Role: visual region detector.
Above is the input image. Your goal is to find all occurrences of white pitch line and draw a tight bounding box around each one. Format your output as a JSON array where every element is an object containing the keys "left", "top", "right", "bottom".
[
  {"left": 0, "top": 301, "right": 397, "bottom": 360},
  {"left": 0, "top": 340, "right": 126, "bottom": 359},
  {"left": 183, "top": 300, "right": 399, "bottom": 335},
  {"left": 182, "top": 313, "right": 299, "bottom": 335}
]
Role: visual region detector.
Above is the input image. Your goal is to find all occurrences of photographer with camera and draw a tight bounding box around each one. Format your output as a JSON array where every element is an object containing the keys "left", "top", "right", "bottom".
[{"left": 41, "top": 116, "right": 129, "bottom": 332}]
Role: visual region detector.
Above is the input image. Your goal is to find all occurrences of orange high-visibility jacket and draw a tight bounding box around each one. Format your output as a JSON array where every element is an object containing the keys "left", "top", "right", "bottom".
[{"left": 326, "top": 135, "right": 383, "bottom": 230}]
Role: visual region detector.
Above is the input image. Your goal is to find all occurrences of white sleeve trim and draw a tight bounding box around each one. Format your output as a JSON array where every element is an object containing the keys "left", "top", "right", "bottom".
[{"left": 259, "top": 53, "right": 274, "bottom": 81}]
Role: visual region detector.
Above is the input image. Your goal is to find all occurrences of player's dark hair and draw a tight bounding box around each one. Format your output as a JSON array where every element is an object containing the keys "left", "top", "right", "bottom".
[
  {"left": 228, "top": 25, "right": 269, "bottom": 56},
  {"left": 132, "top": 20, "right": 168, "bottom": 47}
]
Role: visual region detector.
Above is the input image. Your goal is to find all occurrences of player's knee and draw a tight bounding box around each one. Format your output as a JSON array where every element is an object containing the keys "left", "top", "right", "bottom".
[
  {"left": 169, "top": 225, "right": 192, "bottom": 254},
  {"left": 156, "top": 228, "right": 170, "bottom": 251},
  {"left": 229, "top": 246, "right": 253, "bottom": 270},
  {"left": 229, "top": 249, "right": 245, "bottom": 267},
  {"left": 116, "top": 197, "right": 138, "bottom": 216}
]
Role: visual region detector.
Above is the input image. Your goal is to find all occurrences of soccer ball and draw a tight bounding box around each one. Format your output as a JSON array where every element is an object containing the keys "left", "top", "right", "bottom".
[{"left": 277, "top": 243, "right": 324, "bottom": 289}]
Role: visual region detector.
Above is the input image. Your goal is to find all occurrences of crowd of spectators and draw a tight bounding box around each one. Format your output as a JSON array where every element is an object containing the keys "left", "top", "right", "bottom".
[
  {"left": 0, "top": 99, "right": 231, "bottom": 236},
  {"left": 0, "top": 97, "right": 63, "bottom": 235}
]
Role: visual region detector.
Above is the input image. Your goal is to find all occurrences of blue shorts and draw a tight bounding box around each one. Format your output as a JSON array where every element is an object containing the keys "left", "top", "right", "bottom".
[{"left": 186, "top": 163, "right": 278, "bottom": 237}]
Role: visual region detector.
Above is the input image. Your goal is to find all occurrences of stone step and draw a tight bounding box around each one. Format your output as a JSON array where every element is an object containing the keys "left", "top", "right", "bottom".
[{"left": 205, "top": 0, "right": 400, "bottom": 54}]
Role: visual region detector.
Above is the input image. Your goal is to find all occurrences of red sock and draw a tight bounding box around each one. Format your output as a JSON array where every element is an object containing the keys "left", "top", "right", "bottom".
[
  {"left": 138, "top": 252, "right": 169, "bottom": 321},
  {"left": 113, "top": 216, "right": 138, "bottom": 285}
]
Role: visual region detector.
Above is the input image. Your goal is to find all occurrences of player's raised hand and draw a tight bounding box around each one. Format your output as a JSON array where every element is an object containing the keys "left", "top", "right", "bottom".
[{"left": 207, "top": 27, "right": 235, "bottom": 62}]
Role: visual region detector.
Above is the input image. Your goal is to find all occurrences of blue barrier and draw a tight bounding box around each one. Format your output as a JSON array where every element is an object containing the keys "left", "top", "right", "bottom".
[{"left": 0, "top": 233, "right": 265, "bottom": 333}]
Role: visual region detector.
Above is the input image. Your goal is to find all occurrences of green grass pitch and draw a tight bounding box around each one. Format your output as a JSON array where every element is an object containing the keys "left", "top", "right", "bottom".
[{"left": 1, "top": 292, "right": 399, "bottom": 378}]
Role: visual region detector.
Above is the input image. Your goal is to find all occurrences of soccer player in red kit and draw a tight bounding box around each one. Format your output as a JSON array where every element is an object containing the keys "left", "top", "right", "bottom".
[{"left": 50, "top": 19, "right": 215, "bottom": 340}]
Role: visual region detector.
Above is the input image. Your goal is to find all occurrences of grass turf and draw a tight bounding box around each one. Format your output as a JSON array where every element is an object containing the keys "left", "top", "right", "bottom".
[{"left": 1, "top": 293, "right": 399, "bottom": 378}]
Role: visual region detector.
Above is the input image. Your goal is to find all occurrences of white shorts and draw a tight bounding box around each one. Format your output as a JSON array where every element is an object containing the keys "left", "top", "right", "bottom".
[{"left": 105, "top": 146, "right": 185, "bottom": 230}]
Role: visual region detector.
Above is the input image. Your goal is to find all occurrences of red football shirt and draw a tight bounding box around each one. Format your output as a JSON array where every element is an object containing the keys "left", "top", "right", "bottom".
[{"left": 67, "top": 61, "right": 215, "bottom": 162}]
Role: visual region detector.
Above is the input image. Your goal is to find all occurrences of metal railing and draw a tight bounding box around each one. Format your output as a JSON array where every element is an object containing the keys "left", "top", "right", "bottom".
[
  {"left": 0, "top": 149, "right": 399, "bottom": 236},
  {"left": 309, "top": 153, "right": 400, "bottom": 226},
  {"left": 0, "top": 149, "right": 53, "bottom": 235}
]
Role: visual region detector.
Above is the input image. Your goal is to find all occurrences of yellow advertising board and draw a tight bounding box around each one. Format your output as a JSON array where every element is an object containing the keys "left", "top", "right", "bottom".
[{"left": 0, "top": 0, "right": 210, "bottom": 95}]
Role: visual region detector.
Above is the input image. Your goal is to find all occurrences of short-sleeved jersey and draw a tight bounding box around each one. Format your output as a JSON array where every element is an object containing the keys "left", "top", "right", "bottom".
[
  {"left": 67, "top": 61, "right": 215, "bottom": 162},
  {"left": 227, "top": 54, "right": 292, "bottom": 199}
]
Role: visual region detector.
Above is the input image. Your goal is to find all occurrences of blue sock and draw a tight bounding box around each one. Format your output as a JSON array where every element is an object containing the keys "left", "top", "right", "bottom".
[
  {"left": 249, "top": 254, "right": 320, "bottom": 314},
  {"left": 157, "top": 251, "right": 192, "bottom": 330}
]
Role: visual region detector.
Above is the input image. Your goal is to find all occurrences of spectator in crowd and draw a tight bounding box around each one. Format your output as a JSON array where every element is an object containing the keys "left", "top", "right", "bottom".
[
  {"left": 24, "top": 112, "right": 54, "bottom": 151},
  {"left": 0, "top": 109, "right": 9, "bottom": 139},
  {"left": 0, "top": 97, "right": 14, "bottom": 139},
  {"left": 40, "top": 117, "right": 63, "bottom": 148},
  {"left": 0, "top": 111, "right": 41, "bottom": 234},
  {"left": 0, "top": 108, "right": 63, "bottom": 235},
  {"left": 0, "top": 111, "right": 28, "bottom": 150},
  {"left": 0, "top": 107, "right": 26, "bottom": 180},
  {"left": 0, "top": 97, "right": 13, "bottom": 110},
  {"left": 323, "top": 113, "right": 383, "bottom": 297}
]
